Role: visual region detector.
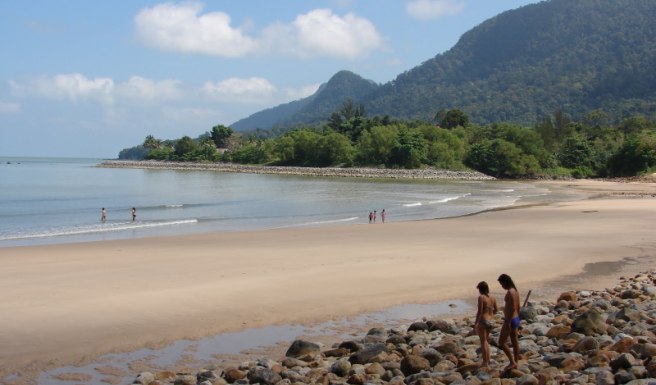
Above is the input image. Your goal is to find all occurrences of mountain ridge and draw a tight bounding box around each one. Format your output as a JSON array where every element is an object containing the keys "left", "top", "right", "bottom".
[{"left": 231, "top": 0, "right": 656, "bottom": 131}]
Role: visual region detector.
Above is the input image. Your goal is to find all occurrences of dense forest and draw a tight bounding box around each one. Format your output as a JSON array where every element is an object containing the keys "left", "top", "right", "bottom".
[
  {"left": 120, "top": 0, "right": 656, "bottom": 179},
  {"left": 231, "top": 0, "right": 656, "bottom": 131},
  {"left": 119, "top": 101, "right": 656, "bottom": 179}
]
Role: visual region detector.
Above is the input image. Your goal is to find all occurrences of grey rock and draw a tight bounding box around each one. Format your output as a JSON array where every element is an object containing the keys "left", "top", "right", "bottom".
[
  {"left": 330, "top": 359, "right": 351, "bottom": 377},
  {"left": 285, "top": 340, "right": 321, "bottom": 358},
  {"left": 572, "top": 308, "right": 607, "bottom": 336},
  {"left": 349, "top": 343, "right": 388, "bottom": 365},
  {"left": 247, "top": 368, "right": 282, "bottom": 385}
]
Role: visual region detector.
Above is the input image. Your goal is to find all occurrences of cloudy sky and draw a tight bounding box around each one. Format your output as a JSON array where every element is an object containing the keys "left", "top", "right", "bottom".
[{"left": 0, "top": 0, "right": 537, "bottom": 158}]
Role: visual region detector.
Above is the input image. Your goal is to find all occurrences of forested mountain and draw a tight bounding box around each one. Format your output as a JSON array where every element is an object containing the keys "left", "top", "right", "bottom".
[
  {"left": 231, "top": 0, "right": 656, "bottom": 131},
  {"left": 231, "top": 70, "right": 379, "bottom": 130}
]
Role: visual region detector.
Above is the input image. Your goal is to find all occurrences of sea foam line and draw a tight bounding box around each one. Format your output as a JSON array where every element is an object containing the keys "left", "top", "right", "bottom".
[{"left": 0, "top": 219, "right": 198, "bottom": 241}]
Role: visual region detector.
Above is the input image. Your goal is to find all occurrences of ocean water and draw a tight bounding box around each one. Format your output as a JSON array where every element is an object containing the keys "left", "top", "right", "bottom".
[{"left": 0, "top": 157, "right": 556, "bottom": 248}]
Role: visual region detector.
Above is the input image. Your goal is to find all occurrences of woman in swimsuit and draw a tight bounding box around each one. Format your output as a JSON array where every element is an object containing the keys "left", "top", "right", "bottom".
[
  {"left": 498, "top": 273, "right": 520, "bottom": 370},
  {"left": 474, "top": 281, "right": 498, "bottom": 367}
]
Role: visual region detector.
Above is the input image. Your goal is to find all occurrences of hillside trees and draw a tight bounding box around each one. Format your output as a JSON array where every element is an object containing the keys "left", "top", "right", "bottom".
[{"left": 122, "top": 104, "right": 656, "bottom": 178}]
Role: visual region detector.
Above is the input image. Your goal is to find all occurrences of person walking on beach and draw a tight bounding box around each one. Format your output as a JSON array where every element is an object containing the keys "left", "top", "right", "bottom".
[
  {"left": 132, "top": 207, "right": 136, "bottom": 222},
  {"left": 373, "top": 210, "right": 377, "bottom": 223},
  {"left": 498, "top": 273, "right": 521, "bottom": 370},
  {"left": 381, "top": 209, "right": 386, "bottom": 223},
  {"left": 368, "top": 211, "right": 373, "bottom": 223},
  {"left": 101, "top": 208, "right": 106, "bottom": 223},
  {"left": 475, "top": 281, "right": 498, "bottom": 368}
]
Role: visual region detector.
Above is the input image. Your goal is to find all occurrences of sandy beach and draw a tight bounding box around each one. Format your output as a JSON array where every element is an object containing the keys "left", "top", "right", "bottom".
[{"left": 1, "top": 179, "right": 656, "bottom": 384}]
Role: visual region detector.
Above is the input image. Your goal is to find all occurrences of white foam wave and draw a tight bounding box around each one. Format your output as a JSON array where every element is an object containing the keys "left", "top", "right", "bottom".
[
  {"left": 403, "top": 202, "right": 422, "bottom": 207},
  {"left": 428, "top": 193, "right": 471, "bottom": 204},
  {"left": 0, "top": 219, "right": 198, "bottom": 241},
  {"left": 164, "top": 204, "right": 183, "bottom": 208},
  {"left": 308, "top": 217, "right": 359, "bottom": 225}
]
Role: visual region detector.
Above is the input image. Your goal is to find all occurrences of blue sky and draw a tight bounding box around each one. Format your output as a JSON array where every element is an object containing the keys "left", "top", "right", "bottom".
[{"left": 0, "top": 0, "right": 538, "bottom": 158}]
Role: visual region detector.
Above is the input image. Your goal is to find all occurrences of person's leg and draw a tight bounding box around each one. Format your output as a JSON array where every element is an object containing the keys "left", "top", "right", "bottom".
[
  {"left": 477, "top": 324, "right": 488, "bottom": 367},
  {"left": 482, "top": 328, "right": 490, "bottom": 366},
  {"left": 511, "top": 327, "right": 520, "bottom": 363},
  {"left": 498, "top": 322, "right": 516, "bottom": 369}
]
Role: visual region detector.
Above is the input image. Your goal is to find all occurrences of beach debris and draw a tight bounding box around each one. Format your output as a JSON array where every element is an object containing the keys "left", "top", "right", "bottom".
[{"left": 132, "top": 271, "right": 656, "bottom": 385}]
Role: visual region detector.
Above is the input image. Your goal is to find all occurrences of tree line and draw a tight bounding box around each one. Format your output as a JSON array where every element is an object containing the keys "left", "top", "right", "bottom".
[{"left": 119, "top": 101, "right": 656, "bottom": 179}]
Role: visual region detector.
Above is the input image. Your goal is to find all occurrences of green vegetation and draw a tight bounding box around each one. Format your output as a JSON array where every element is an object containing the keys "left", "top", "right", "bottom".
[
  {"left": 119, "top": 104, "right": 656, "bottom": 179},
  {"left": 232, "top": 0, "right": 656, "bottom": 132}
]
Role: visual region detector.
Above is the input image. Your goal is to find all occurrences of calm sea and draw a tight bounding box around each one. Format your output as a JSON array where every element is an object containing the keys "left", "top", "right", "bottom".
[{"left": 0, "top": 157, "right": 561, "bottom": 248}]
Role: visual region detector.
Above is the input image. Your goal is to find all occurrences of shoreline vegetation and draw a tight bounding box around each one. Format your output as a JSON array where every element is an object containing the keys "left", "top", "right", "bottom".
[{"left": 98, "top": 160, "right": 495, "bottom": 180}]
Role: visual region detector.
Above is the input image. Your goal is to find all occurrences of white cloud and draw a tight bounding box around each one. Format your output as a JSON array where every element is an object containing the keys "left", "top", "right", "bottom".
[
  {"left": 134, "top": 2, "right": 258, "bottom": 57},
  {"left": 10, "top": 74, "right": 187, "bottom": 106},
  {"left": 116, "top": 76, "right": 183, "bottom": 101},
  {"left": 0, "top": 100, "right": 21, "bottom": 114},
  {"left": 263, "top": 9, "right": 383, "bottom": 59},
  {"left": 202, "top": 77, "right": 276, "bottom": 102},
  {"left": 284, "top": 83, "right": 321, "bottom": 100},
  {"left": 10, "top": 73, "right": 114, "bottom": 104},
  {"left": 134, "top": 3, "right": 383, "bottom": 59},
  {"left": 405, "top": 0, "right": 465, "bottom": 20}
]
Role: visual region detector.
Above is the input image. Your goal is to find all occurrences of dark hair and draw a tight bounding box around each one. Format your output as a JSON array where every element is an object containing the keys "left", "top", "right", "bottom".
[
  {"left": 476, "top": 281, "right": 490, "bottom": 295},
  {"left": 497, "top": 274, "right": 517, "bottom": 290}
]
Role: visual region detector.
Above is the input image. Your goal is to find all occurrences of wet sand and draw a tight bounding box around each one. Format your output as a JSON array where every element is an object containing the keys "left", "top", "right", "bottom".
[{"left": 1, "top": 179, "right": 656, "bottom": 384}]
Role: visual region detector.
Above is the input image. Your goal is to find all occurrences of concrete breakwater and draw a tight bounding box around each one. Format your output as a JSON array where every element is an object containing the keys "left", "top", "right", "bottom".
[
  {"left": 132, "top": 271, "right": 656, "bottom": 385},
  {"left": 99, "top": 160, "right": 495, "bottom": 181}
]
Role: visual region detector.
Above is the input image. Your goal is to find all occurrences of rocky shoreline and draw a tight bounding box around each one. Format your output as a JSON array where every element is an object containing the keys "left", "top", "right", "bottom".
[
  {"left": 132, "top": 271, "right": 656, "bottom": 385},
  {"left": 98, "top": 160, "right": 495, "bottom": 181}
]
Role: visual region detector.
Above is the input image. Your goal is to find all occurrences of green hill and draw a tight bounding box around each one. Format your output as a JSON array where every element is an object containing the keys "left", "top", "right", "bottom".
[
  {"left": 231, "top": 0, "right": 656, "bottom": 131},
  {"left": 231, "top": 70, "right": 379, "bottom": 130}
]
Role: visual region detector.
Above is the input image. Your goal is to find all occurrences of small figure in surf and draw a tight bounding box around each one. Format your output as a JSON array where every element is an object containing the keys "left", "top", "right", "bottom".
[
  {"left": 368, "top": 211, "right": 373, "bottom": 224},
  {"left": 101, "top": 208, "right": 107, "bottom": 223},
  {"left": 498, "top": 273, "right": 521, "bottom": 370},
  {"left": 381, "top": 209, "right": 386, "bottom": 223},
  {"left": 474, "top": 281, "right": 498, "bottom": 368},
  {"left": 132, "top": 207, "right": 136, "bottom": 222},
  {"left": 373, "top": 210, "right": 377, "bottom": 223}
]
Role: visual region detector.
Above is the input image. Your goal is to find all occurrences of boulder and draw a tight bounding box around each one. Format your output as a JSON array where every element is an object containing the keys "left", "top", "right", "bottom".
[
  {"left": 571, "top": 308, "right": 607, "bottom": 336},
  {"left": 409, "top": 321, "right": 430, "bottom": 332},
  {"left": 571, "top": 336, "right": 600, "bottom": 353},
  {"left": 339, "top": 340, "right": 364, "bottom": 352},
  {"left": 349, "top": 343, "right": 388, "bottom": 364},
  {"left": 223, "top": 367, "right": 246, "bottom": 383},
  {"left": 400, "top": 354, "right": 432, "bottom": 375},
  {"left": 285, "top": 339, "right": 321, "bottom": 358},
  {"left": 330, "top": 359, "right": 351, "bottom": 377},
  {"left": 546, "top": 324, "right": 571, "bottom": 339},
  {"left": 247, "top": 368, "right": 282, "bottom": 385},
  {"left": 558, "top": 291, "right": 577, "bottom": 302}
]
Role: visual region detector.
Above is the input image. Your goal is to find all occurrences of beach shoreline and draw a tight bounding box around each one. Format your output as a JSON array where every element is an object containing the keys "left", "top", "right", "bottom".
[
  {"left": 97, "top": 160, "right": 496, "bottom": 180},
  {"left": 2, "top": 179, "right": 656, "bottom": 384}
]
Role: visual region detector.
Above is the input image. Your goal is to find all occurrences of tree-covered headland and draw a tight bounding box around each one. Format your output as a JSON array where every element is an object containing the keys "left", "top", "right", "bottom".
[{"left": 119, "top": 101, "right": 656, "bottom": 179}]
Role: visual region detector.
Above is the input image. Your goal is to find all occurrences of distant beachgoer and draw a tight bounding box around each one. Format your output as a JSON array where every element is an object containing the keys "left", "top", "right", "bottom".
[
  {"left": 132, "top": 207, "right": 136, "bottom": 222},
  {"left": 381, "top": 209, "right": 386, "bottom": 223},
  {"left": 475, "top": 281, "right": 498, "bottom": 368},
  {"left": 101, "top": 208, "right": 106, "bottom": 223},
  {"left": 498, "top": 273, "right": 521, "bottom": 370},
  {"left": 369, "top": 211, "right": 373, "bottom": 223},
  {"left": 373, "top": 210, "right": 377, "bottom": 223}
]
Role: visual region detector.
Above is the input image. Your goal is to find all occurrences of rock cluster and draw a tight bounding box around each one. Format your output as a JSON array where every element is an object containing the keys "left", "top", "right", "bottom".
[
  {"left": 99, "top": 160, "right": 495, "bottom": 181},
  {"left": 133, "top": 271, "right": 656, "bottom": 385}
]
